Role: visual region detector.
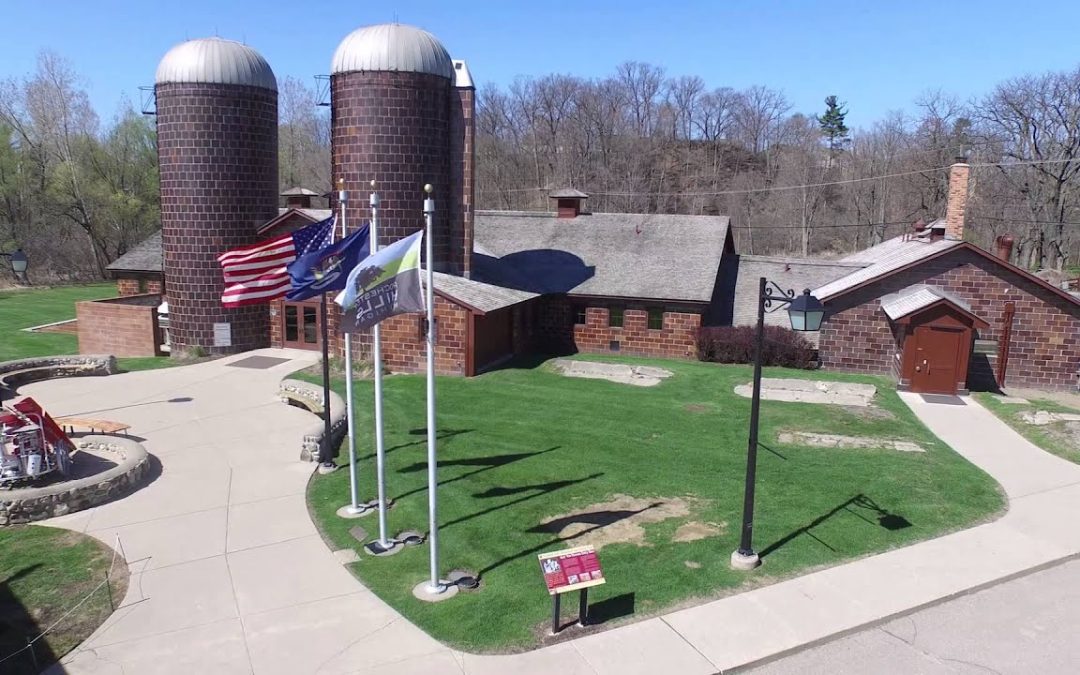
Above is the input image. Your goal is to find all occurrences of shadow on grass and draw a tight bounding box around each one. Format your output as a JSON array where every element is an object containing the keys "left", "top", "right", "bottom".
[
  {"left": 363, "top": 428, "right": 474, "bottom": 461},
  {"left": 759, "top": 493, "right": 912, "bottom": 559},
  {"left": 443, "top": 472, "right": 604, "bottom": 531},
  {"left": 392, "top": 447, "right": 562, "bottom": 502},
  {"left": 477, "top": 501, "right": 657, "bottom": 578},
  {"left": 588, "top": 592, "right": 636, "bottom": 625},
  {"left": 0, "top": 563, "right": 58, "bottom": 675}
]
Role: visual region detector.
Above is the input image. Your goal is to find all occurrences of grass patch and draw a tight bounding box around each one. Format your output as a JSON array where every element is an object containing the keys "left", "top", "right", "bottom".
[
  {"left": 307, "top": 356, "right": 1004, "bottom": 652},
  {"left": 0, "top": 526, "right": 127, "bottom": 673},
  {"left": 0, "top": 284, "right": 172, "bottom": 372},
  {"left": 974, "top": 393, "right": 1080, "bottom": 464}
]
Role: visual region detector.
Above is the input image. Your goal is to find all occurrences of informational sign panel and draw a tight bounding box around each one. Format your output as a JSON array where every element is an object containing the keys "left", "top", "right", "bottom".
[
  {"left": 538, "top": 545, "right": 606, "bottom": 595},
  {"left": 212, "top": 322, "right": 232, "bottom": 347}
]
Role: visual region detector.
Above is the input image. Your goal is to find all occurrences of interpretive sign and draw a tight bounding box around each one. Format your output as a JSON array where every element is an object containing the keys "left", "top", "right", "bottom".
[{"left": 538, "top": 545, "right": 606, "bottom": 595}]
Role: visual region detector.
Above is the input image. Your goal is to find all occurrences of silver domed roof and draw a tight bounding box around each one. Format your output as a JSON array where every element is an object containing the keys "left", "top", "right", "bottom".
[
  {"left": 331, "top": 24, "right": 454, "bottom": 79},
  {"left": 155, "top": 38, "right": 277, "bottom": 91}
]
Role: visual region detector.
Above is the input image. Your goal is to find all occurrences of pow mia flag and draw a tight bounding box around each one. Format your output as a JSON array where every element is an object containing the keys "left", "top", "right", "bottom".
[
  {"left": 285, "top": 223, "right": 371, "bottom": 301},
  {"left": 335, "top": 230, "right": 424, "bottom": 332}
]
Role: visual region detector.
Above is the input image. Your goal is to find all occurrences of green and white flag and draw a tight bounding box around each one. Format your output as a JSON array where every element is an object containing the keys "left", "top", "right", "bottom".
[{"left": 335, "top": 230, "right": 424, "bottom": 332}]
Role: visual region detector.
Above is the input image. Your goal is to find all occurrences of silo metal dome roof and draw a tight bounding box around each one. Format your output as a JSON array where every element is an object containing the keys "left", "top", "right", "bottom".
[
  {"left": 155, "top": 37, "right": 277, "bottom": 91},
  {"left": 331, "top": 24, "right": 454, "bottom": 79}
]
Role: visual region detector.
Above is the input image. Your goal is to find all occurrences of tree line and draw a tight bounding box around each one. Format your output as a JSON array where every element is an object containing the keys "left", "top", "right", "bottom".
[{"left": 2, "top": 52, "right": 1079, "bottom": 285}]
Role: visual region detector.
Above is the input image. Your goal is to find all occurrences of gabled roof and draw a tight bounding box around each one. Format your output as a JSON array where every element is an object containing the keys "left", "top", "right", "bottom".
[
  {"left": 815, "top": 235, "right": 962, "bottom": 300},
  {"left": 473, "top": 210, "right": 731, "bottom": 302},
  {"left": 281, "top": 187, "right": 319, "bottom": 197},
  {"left": 258, "top": 207, "right": 333, "bottom": 234},
  {"left": 816, "top": 235, "right": 1080, "bottom": 308},
  {"left": 106, "top": 231, "right": 163, "bottom": 274},
  {"left": 430, "top": 272, "right": 537, "bottom": 314},
  {"left": 548, "top": 188, "right": 589, "bottom": 199},
  {"left": 880, "top": 285, "right": 988, "bottom": 328}
]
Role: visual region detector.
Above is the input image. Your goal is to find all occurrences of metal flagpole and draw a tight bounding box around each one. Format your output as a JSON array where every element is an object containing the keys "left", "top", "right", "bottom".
[
  {"left": 341, "top": 180, "right": 366, "bottom": 514},
  {"left": 370, "top": 181, "right": 391, "bottom": 547},
  {"left": 317, "top": 211, "right": 336, "bottom": 470},
  {"left": 422, "top": 184, "right": 445, "bottom": 594}
]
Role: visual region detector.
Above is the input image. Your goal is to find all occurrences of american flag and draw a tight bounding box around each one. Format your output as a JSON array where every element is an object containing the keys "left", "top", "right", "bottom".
[{"left": 218, "top": 216, "right": 335, "bottom": 307}]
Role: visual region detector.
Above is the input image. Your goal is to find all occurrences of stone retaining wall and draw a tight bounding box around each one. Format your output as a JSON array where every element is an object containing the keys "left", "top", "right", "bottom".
[
  {"left": 0, "top": 355, "right": 117, "bottom": 395},
  {"left": 0, "top": 435, "right": 150, "bottom": 525},
  {"left": 279, "top": 378, "right": 347, "bottom": 462}
]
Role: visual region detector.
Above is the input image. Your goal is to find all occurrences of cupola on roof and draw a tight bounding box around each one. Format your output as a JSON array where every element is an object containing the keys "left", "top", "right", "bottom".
[
  {"left": 155, "top": 37, "right": 277, "bottom": 91},
  {"left": 331, "top": 24, "right": 454, "bottom": 79}
]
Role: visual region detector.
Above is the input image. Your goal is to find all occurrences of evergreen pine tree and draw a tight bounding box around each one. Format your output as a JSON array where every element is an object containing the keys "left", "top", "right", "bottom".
[{"left": 817, "top": 95, "right": 850, "bottom": 157}]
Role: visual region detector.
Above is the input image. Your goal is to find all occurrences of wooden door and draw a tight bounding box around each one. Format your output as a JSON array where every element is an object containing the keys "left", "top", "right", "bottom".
[
  {"left": 911, "top": 326, "right": 964, "bottom": 394},
  {"left": 282, "top": 302, "right": 322, "bottom": 351}
]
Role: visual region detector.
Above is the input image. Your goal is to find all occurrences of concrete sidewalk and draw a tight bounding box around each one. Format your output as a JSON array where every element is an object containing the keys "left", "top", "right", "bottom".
[{"left": 29, "top": 360, "right": 1080, "bottom": 674}]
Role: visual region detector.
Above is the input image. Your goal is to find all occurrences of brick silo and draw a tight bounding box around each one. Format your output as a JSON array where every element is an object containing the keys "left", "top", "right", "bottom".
[
  {"left": 155, "top": 38, "right": 278, "bottom": 355},
  {"left": 330, "top": 23, "right": 456, "bottom": 269}
]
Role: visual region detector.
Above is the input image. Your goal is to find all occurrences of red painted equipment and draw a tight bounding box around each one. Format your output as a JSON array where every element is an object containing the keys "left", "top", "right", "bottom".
[{"left": 1, "top": 397, "right": 74, "bottom": 488}]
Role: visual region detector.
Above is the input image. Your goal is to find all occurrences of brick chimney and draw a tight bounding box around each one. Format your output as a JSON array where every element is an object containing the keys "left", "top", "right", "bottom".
[
  {"left": 944, "top": 159, "right": 970, "bottom": 241},
  {"left": 549, "top": 188, "right": 589, "bottom": 219},
  {"left": 281, "top": 187, "right": 317, "bottom": 209},
  {"left": 995, "top": 234, "right": 1015, "bottom": 262}
]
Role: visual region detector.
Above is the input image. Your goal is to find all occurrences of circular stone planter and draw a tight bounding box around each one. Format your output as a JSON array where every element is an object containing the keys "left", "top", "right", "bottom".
[{"left": 0, "top": 435, "right": 150, "bottom": 526}]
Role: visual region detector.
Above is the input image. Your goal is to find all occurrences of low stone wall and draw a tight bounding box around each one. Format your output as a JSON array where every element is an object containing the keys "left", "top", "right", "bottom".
[
  {"left": 279, "top": 378, "right": 347, "bottom": 462},
  {"left": 0, "top": 354, "right": 117, "bottom": 395},
  {"left": 0, "top": 435, "right": 150, "bottom": 525}
]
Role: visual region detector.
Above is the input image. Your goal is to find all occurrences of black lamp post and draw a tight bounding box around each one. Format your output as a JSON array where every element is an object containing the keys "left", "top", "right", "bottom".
[
  {"left": 2, "top": 248, "right": 28, "bottom": 284},
  {"left": 731, "top": 277, "right": 825, "bottom": 571}
]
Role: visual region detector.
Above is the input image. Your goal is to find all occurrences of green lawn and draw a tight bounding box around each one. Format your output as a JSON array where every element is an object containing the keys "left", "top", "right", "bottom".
[
  {"left": 975, "top": 393, "right": 1080, "bottom": 464},
  {"left": 307, "top": 356, "right": 1005, "bottom": 652},
  {"left": 0, "top": 525, "right": 127, "bottom": 674},
  {"left": 0, "top": 284, "right": 172, "bottom": 371}
]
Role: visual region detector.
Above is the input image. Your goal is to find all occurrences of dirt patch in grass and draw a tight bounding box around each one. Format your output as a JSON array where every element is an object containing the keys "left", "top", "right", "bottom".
[
  {"left": 684, "top": 560, "right": 702, "bottom": 569},
  {"left": 841, "top": 405, "right": 895, "bottom": 421},
  {"left": 683, "top": 403, "right": 711, "bottom": 414},
  {"left": 672, "top": 521, "right": 725, "bottom": 542},
  {"left": 532, "top": 494, "right": 692, "bottom": 550}
]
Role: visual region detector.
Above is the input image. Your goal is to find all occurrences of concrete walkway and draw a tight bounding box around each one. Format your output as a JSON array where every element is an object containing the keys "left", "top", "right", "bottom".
[{"left": 25, "top": 359, "right": 1080, "bottom": 674}]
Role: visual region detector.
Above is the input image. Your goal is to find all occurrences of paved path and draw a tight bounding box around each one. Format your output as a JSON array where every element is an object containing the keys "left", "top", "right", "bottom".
[
  {"left": 747, "top": 557, "right": 1080, "bottom": 674},
  {"left": 24, "top": 360, "right": 1080, "bottom": 674}
]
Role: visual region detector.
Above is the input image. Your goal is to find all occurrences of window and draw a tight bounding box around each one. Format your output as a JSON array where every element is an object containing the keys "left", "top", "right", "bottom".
[
  {"left": 574, "top": 306, "right": 587, "bottom": 325},
  {"left": 648, "top": 307, "right": 664, "bottom": 330},
  {"left": 137, "top": 278, "right": 148, "bottom": 293},
  {"left": 608, "top": 306, "right": 624, "bottom": 328}
]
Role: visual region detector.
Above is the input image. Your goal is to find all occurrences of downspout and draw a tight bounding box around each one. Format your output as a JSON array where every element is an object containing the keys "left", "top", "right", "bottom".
[{"left": 996, "top": 302, "right": 1015, "bottom": 389}]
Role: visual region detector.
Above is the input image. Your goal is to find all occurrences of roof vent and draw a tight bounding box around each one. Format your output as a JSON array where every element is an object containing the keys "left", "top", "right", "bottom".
[
  {"left": 281, "top": 187, "right": 318, "bottom": 209},
  {"left": 549, "top": 188, "right": 589, "bottom": 219}
]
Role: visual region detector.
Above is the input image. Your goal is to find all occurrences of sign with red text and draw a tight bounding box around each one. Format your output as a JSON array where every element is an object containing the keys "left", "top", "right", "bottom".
[{"left": 538, "top": 545, "right": 606, "bottom": 595}]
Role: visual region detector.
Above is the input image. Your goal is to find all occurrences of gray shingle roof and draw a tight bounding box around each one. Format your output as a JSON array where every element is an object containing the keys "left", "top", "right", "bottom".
[
  {"left": 548, "top": 188, "right": 589, "bottom": 199},
  {"left": 106, "top": 231, "right": 163, "bottom": 274},
  {"left": 430, "top": 272, "right": 537, "bottom": 313},
  {"left": 880, "top": 284, "right": 974, "bottom": 321},
  {"left": 733, "top": 255, "right": 863, "bottom": 328},
  {"left": 815, "top": 235, "right": 962, "bottom": 300},
  {"left": 472, "top": 210, "right": 730, "bottom": 302}
]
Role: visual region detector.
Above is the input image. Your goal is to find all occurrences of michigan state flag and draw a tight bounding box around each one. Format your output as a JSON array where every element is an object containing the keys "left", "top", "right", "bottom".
[
  {"left": 335, "top": 230, "right": 424, "bottom": 332},
  {"left": 285, "top": 224, "right": 371, "bottom": 301}
]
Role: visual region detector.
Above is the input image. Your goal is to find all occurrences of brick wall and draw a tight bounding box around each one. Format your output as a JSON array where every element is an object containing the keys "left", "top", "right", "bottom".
[
  {"left": 536, "top": 297, "right": 701, "bottom": 360},
  {"left": 76, "top": 295, "right": 161, "bottom": 357},
  {"left": 116, "top": 276, "right": 164, "bottom": 297},
  {"left": 449, "top": 86, "right": 475, "bottom": 277},
  {"left": 331, "top": 71, "right": 454, "bottom": 270},
  {"left": 820, "top": 246, "right": 1080, "bottom": 390},
  {"left": 156, "top": 82, "right": 278, "bottom": 355}
]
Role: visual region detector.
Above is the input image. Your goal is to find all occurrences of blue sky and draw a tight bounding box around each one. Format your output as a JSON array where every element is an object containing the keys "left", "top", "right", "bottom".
[{"left": 4, "top": 0, "right": 1080, "bottom": 129}]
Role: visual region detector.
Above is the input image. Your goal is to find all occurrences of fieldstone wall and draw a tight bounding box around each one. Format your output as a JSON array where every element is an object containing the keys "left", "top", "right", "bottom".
[
  {"left": 279, "top": 378, "right": 347, "bottom": 462},
  {"left": 0, "top": 355, "right": 117, "bottom": 394},
  {"left": 0, "top": 436, "right": 149, "bottom": 526}
]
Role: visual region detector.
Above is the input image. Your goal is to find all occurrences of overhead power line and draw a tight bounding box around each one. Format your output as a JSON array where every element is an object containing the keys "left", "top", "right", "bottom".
[{"left": 483, "top": 157, "right": 1080, "bottom": 199}]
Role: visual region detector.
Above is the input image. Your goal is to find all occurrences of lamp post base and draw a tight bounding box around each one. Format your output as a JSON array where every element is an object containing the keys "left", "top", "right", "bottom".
[{"left": 730, "top": 549, "right": 761, "bottom": 571}]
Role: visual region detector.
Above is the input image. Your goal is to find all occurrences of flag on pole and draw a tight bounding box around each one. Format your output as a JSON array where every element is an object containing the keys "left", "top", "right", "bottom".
[
  {"left": 217, "top": 216, "right": 335, "bottom": 307},
  {"left": 286, "top": 223, "right": 371, "bottom": 301},
  {"left": 335, "top": 230, "right": 424, "bottom": 331}
]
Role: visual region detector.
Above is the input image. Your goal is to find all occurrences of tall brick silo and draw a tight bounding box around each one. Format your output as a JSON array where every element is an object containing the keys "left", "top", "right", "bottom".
[
  {"left": 155, "top": 38, "right": 279, "bottom": 355},
  {"left": 331, "top": 23, "right": 464, "bottom": 272}
]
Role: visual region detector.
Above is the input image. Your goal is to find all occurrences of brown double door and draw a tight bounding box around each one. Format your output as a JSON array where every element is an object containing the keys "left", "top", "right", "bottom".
[
  {"left": 282, "top": 301, "right": 322, "bottom": 351},
  {"left": 910, "top": 325, "right": 964, "bottom": 394}
]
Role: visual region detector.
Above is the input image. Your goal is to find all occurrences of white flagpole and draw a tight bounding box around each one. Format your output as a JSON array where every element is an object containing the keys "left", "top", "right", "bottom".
[
  {"left": 340, "top": 180, "right": 365, "bottom": 516},
  {"left": 370, "top": 180, "right": 390, "bottom": 548},
  {"left": 422, "top": 184, "right": 445, "bottom": 594}
]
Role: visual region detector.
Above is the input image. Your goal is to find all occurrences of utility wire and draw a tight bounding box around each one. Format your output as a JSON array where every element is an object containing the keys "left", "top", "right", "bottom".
[{"left": 483, "top": 157, "right": 1080, "bottom": 199}]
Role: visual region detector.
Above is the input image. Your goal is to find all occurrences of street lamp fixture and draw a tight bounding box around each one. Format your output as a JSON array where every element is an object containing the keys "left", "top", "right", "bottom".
[
  {"left": 731, "top": 278, "right": 825, "bottom": 571},
  {"left": 1, "top": 248, "right": 29, "bottom": 284}
]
